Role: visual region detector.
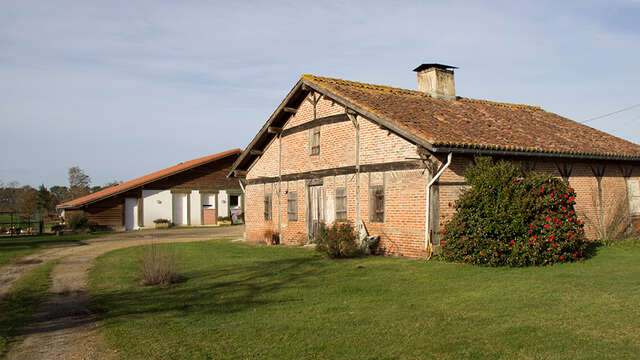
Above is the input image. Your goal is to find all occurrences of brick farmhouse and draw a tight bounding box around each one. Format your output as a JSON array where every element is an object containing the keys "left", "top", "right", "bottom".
[
  {"left": 229, "top": 64, "right": 640, "bottom": 257},
  {"left": 58, "top": 149, "right": 242, "bottom": 231}
]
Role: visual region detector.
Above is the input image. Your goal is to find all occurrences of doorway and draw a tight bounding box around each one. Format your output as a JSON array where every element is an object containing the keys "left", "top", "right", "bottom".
[
  {"left": 172, "top": 193, "right": 188, "bottom": 226},
  {"left": 124, "top": 198, "right": 138, "bottom": 230},
  {"left": 307, "top": 185, "right": 323, "bottom": 243}
]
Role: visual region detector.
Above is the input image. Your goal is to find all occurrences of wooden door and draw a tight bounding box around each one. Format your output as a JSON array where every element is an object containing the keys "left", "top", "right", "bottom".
[{"left": 307, "top": 185, "right": 323, "bottom": 243}]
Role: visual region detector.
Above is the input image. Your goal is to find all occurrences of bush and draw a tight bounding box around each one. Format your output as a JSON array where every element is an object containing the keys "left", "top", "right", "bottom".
[
  {"left": 440, "top": 157, "right": 590, "bottom": 267},
  {"left": 68, "top": 213, "right": 89, "bottom": 231},
  {"left": 50, "top": 224, "right": 65, "bottom": 233},
  {"left": 139, "top": 243, "right": 180, "bottom": 286},
  {"left": 153, "top": 218, "right": 170, "bottom": 224},
  {"left": 263, "top": 229, "right": 279, "bottom": 245},
  {"left": 315, "top": 222, "right": 361, "bottom": 258}
]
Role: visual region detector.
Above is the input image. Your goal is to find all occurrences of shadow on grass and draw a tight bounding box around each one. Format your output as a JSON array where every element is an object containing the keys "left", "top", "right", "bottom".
[
  {"left": 0, "top": 237, "right": 91, "bottom": 249},
  {"left": 90, "top": 255, "right": 326, "bottom": 320}
]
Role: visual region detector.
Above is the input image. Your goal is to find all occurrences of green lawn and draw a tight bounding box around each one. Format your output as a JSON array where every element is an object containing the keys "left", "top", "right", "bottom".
[
  {"left": 0, "top": 261, "right": 54, "bottom": 356},
  {"left": 0, "top": 233, "right": 108, "bottom": 267},
  {"left": 89, "top": 240, "right": 640, "bottom": 359}
]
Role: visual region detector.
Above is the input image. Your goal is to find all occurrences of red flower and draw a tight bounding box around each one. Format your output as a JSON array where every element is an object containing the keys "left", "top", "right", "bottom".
[
  {"left": 533, "top": 235, "right": 538, "bottom": 240},
  {"left": 559, "top": 256, "right": 563, "bottom": 260},
  {"left": 569, "top": 187, "right": 574, "bottom": 191},
  {"left": 546, "top": 217, "right": 551, "bottom": 222},
  {"left": 443, "top": 229, "right": 447, "bottom": 233},
  {"left": 552, "top": 243, "right": 556, "bottom": 247},
  {"left": 550, "top": 193, "right": 554, "bottom": 198},
  {"left": 529, "top": 223, "right": 533, "bottom": 227},
  {"left": 510, "top": 240, "right": 515, "bottom": 244},
  {"left": 562, "top": 207, "right": 566, "bottom": 211},
  {"left": 544, "top": 224, "right": 550, "bottom": 229}
]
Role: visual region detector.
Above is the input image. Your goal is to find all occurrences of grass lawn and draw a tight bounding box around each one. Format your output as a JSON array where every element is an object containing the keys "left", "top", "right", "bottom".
[
  {"left": 0, "top": 261, "right": 54, "bottom": 356},
  {"left": 89, "top": 240, "right": 640, "bottom": 359},
  {"left": 0, "top": 233, "right": 108, "bottom": 267}
]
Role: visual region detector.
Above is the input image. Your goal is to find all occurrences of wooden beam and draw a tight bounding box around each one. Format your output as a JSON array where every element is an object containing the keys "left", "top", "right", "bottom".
[
  {"left": 267, "top": 126, "right": 282, "bottom": 134},
  {"left": 283, "top": 107, "right": 298, "bottom": 113},
  {"left": 233, "top": 170, "right": 247, "bottom": 177},
  {"left": 347, "top": 113, "right": 358, "bottom": 129},
  {"left": 249, "top": 149, "right": 263, "bottom": 156},
  {"left": 246, "top": 160, "right": 423, "bottom": 185}
]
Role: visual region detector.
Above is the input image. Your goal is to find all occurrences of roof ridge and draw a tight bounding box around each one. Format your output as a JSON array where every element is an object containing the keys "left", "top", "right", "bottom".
[
  {"left": 302, "top": 74, "right": 541, "bottom": 110},
  {"left": 460, "top": 98, "right": 541, "bottom": 110},
  {"left": 301, "top": 74, "right": 428, "bottom": 97}
]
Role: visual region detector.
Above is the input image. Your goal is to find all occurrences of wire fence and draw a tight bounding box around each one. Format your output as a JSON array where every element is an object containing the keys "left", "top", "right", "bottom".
[{"left": 0, "top": 211, "right": 49, "bottom": 237}]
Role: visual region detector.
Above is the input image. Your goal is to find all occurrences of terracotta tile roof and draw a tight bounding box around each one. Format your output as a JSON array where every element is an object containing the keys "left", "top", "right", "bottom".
[
  {"left": 301, "top": 74, "right": 640, "bottom": 160},
  {"left": 57, "top": 148, "right": 241, "bottom": 209}
]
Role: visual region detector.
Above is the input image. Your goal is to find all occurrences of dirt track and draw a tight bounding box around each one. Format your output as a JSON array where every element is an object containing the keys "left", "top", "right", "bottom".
[{"left": 2, "top": 226, "right": 244, "bottom": 360}]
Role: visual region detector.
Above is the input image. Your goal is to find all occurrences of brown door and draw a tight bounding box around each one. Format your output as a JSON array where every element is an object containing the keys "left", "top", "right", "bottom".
[{"left": 308, "top": 185, "right": 323, "bottom": 243}]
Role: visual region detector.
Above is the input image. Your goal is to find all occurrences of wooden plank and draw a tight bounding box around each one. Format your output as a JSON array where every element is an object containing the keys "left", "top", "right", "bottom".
[
  {"left": 283, "top": 107, "right": 298, "bottom": 113},
  {"left": 249, "top": 149, "right": 263, "bottom": 156}
]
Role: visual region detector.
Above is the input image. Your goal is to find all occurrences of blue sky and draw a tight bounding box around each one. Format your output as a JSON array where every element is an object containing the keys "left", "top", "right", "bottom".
[{"left": 1, "top": 0, "right": 639, "bottom": 187}]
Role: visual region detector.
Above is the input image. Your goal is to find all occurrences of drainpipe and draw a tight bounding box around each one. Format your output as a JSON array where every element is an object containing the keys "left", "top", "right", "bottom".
[{"left": 425, "top": 153, "right": 453, "bottom": 249}]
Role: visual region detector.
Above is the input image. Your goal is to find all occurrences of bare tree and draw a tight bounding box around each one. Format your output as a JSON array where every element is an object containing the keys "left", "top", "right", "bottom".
[{"left": 68, "top": 166, "right": 91, "bottom": 199}]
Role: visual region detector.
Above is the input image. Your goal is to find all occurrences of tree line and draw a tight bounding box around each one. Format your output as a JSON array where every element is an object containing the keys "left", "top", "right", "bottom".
[{"left": 0, "top": 167, "right": 120, "bottom": 214}]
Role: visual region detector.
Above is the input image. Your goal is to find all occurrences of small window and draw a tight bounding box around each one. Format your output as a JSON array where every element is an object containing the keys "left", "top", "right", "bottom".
[
  {"left": 335, "top": 187, "right": 347, "bottom": 221},
  {"left": 369, "top": 185, "right": 384, "bottom": 222},
  {"left": 264, "top": 193, "right": 272, "bottom": 221},
  {"left": 287, "top": 191, "right": 298, "bottom": 221},
  {"left": 229, "top": 195, "right": 239, "bottom": 208},
  {"left": 310, "top": 127, "right": 320, "bottom": 156}
]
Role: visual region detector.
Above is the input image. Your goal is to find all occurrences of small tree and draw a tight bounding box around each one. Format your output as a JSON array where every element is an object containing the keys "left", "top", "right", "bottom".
[
  {"left": 68, "top": 166, "right": 91, "bottom": 199},
  {"left": 440, "top": 157, "right": 590, "bottom": 267},
  {"left": 36, "top": 184, "right": 55, "bottom": 213}
]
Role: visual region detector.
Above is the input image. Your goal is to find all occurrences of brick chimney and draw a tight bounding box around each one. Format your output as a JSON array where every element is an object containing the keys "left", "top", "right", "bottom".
[{"left": 413, "top": 63, "right": 457, "bottom": 100}]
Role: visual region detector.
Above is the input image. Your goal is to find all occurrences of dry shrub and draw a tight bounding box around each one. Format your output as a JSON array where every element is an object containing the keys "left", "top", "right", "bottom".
[
  {"left": 264, "top": 229, "right": 279, "bottom": 246},
  {"left": 139, "top": 243, "right": 180, "bottom": 286}
]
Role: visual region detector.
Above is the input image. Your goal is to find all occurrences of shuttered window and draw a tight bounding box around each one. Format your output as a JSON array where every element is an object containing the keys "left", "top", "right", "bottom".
[
  {"left": 629, "top": 180, "right": 640, "bottom": 215},
  {"left": 264, "top": 193, "right": 272, "bottom": 221},
  {"left": 310, "top": 126, "right": 320, "bottom": 156},
  {"left": 287, "top": 191, "right": 298, "bottom": 221},
  {"left": 335, "top": 187, "right": 347, "bottom": 222},
  {"left": 369, "top": 185, "right": 384, "bottom": 222}
]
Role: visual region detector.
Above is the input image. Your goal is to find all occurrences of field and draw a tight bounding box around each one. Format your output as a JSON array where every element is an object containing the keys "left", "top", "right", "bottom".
[{"left": 89, "top": 239, "right": 640, "bottom": 359}]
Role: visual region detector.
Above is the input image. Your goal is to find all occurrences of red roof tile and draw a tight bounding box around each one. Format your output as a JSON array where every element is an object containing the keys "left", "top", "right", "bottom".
[{"left": 57, "top": 149, "right": 241, "bottom": 209}]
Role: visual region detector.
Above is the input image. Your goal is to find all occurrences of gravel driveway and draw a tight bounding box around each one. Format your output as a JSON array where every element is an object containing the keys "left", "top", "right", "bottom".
[{"left": 2, "top": 226, "right": 244, "bottom": 360}]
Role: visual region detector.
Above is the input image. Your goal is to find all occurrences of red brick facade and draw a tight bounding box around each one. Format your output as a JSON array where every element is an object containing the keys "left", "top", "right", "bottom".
[{"left": 243, "top": 93, "right": 640, "bottom": 257}]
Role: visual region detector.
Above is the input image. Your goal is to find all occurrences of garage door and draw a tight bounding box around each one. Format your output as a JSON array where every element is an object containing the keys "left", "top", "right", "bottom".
[
  {"left": 124, "top": 198, "right": 139, "bottom": 230},
  {"left": 172, "top": 193, "right": 188, "bottom": 225}
]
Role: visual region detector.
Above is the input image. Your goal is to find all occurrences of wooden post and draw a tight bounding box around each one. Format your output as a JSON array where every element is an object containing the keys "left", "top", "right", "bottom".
[
  {"left": 187, "top": 193, "right": 191, "bottom": 226},
  {"left": 278, "top": 133, "right": 282, "bottom": 235},
  {"left": 591, "top": 165, "right": 607, "bottom": 239},
  {"left": 347, "top": 111, "right": 360, "bottom": 233}
]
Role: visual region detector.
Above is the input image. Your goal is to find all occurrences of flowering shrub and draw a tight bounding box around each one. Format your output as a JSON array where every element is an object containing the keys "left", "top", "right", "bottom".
[{"left": 440, "top": 157, "right": 590, "bottom": 267}]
